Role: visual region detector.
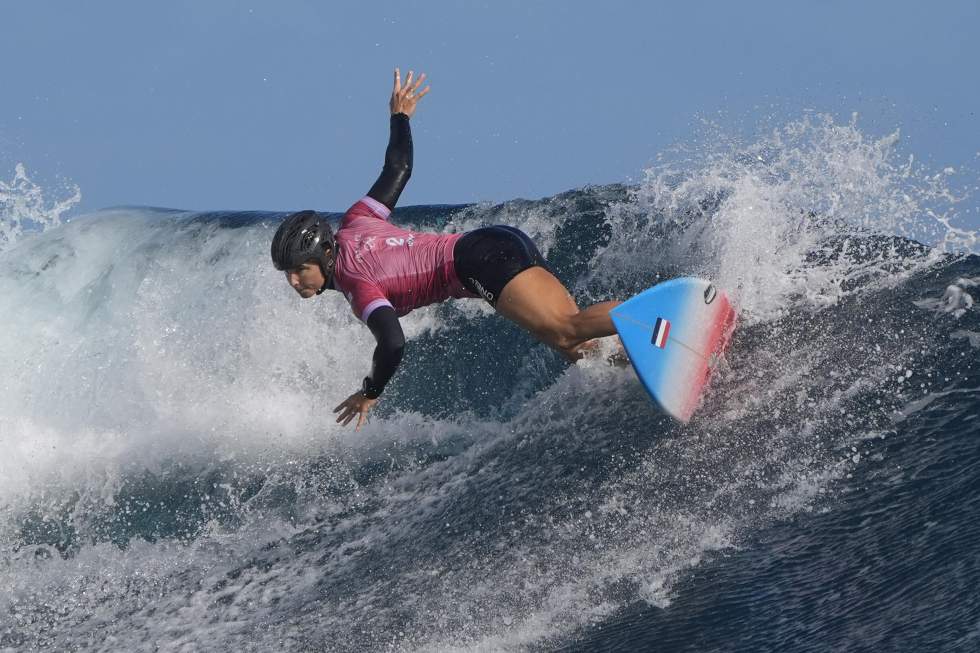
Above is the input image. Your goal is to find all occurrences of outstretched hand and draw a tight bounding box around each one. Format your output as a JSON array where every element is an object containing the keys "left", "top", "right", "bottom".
[
  {"left": 389, "top": 68, "right": 430, "bottom": 118},
  {"left": 334, "top": 391, "right": 378, "bottom": 431}
]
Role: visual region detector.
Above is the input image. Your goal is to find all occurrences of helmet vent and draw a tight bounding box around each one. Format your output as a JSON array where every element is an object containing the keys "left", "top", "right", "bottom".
[{"left": 300, "top": 229, "right": 317, "bottom": 251}]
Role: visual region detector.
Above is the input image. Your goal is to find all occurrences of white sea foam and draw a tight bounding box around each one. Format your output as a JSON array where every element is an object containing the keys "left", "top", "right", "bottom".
[
  {"left": 914, "top": 280, "right": 976, "bottom": 317},
  {"left": 591, "top": 114, "right": 974, "bottom": 323}
]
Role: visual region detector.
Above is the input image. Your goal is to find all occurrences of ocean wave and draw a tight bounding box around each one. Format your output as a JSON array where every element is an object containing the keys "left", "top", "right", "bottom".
[{"left": 1, "top": 115, "right": 978, "bottom": 652}]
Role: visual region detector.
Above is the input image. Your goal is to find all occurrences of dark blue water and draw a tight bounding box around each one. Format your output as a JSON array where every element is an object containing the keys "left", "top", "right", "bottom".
[
  {"left": 1, "top": 116, "right": 978, "bottom": 651},
  {"left": 564, "top": 263, "right": 980, "bottom": 652}
]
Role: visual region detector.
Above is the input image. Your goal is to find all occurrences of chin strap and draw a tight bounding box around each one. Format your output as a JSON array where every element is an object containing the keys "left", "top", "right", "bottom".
[
  {"left": 316, "top": 269, "right": 330, "bottom": 295},
  {"left": 316, "top": 250, "right": 336, "bottom": 295}
]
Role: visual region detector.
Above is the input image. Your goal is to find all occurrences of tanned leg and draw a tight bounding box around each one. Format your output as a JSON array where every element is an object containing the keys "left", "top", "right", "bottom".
[{"left": 494, "top": 266, "right": 622, "bottom": 360}]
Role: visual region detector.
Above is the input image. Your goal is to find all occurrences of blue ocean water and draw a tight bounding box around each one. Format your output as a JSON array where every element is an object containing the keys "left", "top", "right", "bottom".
[{"left": 1, "top": 116, "right": 978, "bottom": 652}]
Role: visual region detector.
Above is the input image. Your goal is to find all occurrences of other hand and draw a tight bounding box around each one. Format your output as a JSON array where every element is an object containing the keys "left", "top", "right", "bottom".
[
  {"left": 333, "top": 391, "right": 378, "bottom": 430},
  {"left": 389, "top": 67, "right": 430, "bottom": 118}
]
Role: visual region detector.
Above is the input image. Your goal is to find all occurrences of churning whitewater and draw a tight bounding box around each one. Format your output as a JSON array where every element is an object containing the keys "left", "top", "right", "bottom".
[{"left": 1, "top": 116, "right": 978, "bottom": 652}]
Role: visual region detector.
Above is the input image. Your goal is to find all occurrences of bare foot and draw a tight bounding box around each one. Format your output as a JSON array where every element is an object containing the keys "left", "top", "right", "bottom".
[{"left": 560, "top": 339, "right": 601, "bottom": 362}]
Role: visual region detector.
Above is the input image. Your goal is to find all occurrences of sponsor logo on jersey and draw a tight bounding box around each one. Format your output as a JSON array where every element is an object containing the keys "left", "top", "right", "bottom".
[{"left": 352, "top": 234, "right": 377, "bottom": 261}]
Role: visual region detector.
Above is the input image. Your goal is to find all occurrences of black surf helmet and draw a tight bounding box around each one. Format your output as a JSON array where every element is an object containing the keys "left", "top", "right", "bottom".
[{"left": 270, "top": 210, "right": 336, "bottom": 291}]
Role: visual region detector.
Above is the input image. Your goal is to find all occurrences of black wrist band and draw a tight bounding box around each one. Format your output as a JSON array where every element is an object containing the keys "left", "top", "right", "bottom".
[{"left": 361, "top": 376, "right": 382, "bottom": 399}]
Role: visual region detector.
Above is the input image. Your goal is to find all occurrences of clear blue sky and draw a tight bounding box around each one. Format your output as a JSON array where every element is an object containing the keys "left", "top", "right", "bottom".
[{"left": 2, "top": 1, "right": 977, "bottom": 218}]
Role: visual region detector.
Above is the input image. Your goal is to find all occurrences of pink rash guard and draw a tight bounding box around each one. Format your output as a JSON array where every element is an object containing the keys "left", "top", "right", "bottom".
[{"left": 331, "top": 196, "right": 474, "bottom": 322}]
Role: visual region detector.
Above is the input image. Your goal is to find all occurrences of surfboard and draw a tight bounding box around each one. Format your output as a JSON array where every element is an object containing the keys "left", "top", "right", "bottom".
[{"left": 610, "top": 277, "right": 736, "bottom": 422}]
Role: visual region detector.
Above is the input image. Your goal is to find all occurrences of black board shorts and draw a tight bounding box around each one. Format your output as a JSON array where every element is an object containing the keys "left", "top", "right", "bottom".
[{"left": 453, "top": 225, "right": 551, "bottom": 307}]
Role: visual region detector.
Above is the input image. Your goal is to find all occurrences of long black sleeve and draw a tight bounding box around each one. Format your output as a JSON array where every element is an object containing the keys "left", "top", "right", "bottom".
[
  {"left": 366, "top": 113, "right": 413, "bottom": 211},
  {"left": 361, "top": 306, "right": 405, "bottom": 399}
]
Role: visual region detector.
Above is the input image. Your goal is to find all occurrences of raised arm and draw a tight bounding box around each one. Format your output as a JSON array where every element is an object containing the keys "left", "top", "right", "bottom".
[{"left": 366, "top": 68, "right": 431, "bottom": 211}]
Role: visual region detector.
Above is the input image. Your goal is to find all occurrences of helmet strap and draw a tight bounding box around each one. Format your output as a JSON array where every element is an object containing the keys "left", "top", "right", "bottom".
[{"left": 315, "top": 249, "right": 335, "bottom": 295}]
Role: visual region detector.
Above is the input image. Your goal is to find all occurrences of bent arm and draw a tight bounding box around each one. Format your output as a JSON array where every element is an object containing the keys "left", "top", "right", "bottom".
[
  {"left": 366, "top": 113, "right": 413, "bottom": 211},
  {"left": 361, "top": 306, "right": 405, "bottom": 398}
]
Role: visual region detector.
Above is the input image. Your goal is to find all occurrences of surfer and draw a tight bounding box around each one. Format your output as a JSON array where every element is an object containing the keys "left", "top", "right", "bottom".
[{"left": 271, "top": 69, "right": 622, "bottom": 429}]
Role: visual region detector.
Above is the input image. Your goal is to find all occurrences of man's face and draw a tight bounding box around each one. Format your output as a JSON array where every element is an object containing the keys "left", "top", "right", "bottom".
[{"left": 285, "top": 261, "right": 325, "bottom": 298}]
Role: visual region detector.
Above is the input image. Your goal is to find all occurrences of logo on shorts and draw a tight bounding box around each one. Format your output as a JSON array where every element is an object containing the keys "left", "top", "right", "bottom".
[{"left": 469, "top": 277, "right": 495, "bottom": 303}]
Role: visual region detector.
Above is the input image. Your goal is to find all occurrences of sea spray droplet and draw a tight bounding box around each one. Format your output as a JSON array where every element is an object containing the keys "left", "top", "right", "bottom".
[{"left": 1, "top": 163, "right": 80, "bottom": 251}]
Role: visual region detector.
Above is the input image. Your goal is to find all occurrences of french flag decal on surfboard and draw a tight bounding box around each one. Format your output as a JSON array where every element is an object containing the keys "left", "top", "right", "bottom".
[
  {"left": 610, "top": 277, "right": 737, "bottom": 422},
  {"left": 652, "top": 317, "right": 670, "bottom": 348}
]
